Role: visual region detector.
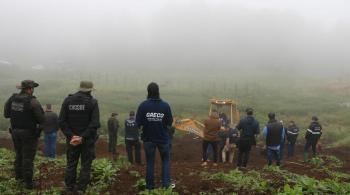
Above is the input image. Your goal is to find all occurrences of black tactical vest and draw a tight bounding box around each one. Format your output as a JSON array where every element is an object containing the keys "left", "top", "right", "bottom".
[
  {"left": 266, "top": 121, "right": 283, "bottom": 146},
  {"left": 9, "top": 94, "right": 37, "bottom": 130},
  {"left": 125, "top": 119, "right": 139, "bottom": 140},
  {"left": 65, "top": 92, "right": 95, "bottom": 134},
  {"left": 309, "top": 122, "right": 322, "bottom": 138},
  {"left": 287, "top": 125, "right": 299, "bottom": 143}
]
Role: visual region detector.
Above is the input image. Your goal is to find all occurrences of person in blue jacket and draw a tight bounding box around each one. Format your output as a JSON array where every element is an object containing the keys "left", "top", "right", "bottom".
[
  {"left": 263, "top": 113, "right": 285, "bottom": 166},
  {"left": 236, "top": 108, "right": 260, "bottom": 168},
  {"left": 136, "top": 82, "right": 173, "bottom": 190}
]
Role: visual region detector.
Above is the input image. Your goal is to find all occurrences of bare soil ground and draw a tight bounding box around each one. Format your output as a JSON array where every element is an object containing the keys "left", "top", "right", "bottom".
[{"left": 1, "top": 134, "right": 349, "bottom": 194}]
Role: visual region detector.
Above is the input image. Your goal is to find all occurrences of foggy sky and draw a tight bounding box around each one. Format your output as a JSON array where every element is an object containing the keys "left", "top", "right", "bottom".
[{"left": 0, "top": 0, "right": 349, "bottom": 73}]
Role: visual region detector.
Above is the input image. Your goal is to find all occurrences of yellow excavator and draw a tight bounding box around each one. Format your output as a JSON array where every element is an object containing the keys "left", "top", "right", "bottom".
[{"left": 173, "top": 99, "right": 240, "bottom": 138}]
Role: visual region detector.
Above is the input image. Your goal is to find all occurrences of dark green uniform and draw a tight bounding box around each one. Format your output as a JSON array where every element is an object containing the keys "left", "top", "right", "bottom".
[
  {"left": 108, "top": 116, "right": 119, "bottom": 154},
  {"left": 4, "top": 92, "right": 45, "bottom": 188}
]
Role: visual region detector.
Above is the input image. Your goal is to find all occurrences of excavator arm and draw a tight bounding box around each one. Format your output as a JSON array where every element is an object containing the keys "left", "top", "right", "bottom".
[{"left": 173, "top": 118, "right": 205, "bottom": 138}]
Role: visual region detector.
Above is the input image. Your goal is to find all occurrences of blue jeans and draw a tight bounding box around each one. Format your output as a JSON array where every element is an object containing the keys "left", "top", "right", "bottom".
[
  {"left": 267, "top": 147, "right": 280, "bottom": 166},
  {"left": 44, "top": 132, "right": 57, "bottom": 158},
  {"left": 143, "top": 142, "right": 170, "bottom": 190},
  {"left": 169, "top": 138, "right": 173, "bottom": 153},
  {"left": 203, "top": 140, "right": 218, "bottom": 163},
  {"left": 206, "top": 143, "right": 214, "bottom": 161}
]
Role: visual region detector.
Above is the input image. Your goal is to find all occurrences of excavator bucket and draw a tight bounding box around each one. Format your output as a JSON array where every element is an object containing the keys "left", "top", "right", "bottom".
[{"left": 173, "top": 118, "right": 205, "bottom": 138}]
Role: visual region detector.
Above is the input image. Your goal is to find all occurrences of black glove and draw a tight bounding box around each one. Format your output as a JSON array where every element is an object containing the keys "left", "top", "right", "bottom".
[{"left": 8, "top": 128, "right": 12, "bottom": 134}]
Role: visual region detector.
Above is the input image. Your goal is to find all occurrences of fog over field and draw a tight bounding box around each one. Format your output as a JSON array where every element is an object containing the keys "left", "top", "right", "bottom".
[
  {"left": 2, "top": 2, "right": 350, "bottom": 194},
  {"left": 0, "top": 0, "right": 349, "bottom": 77},
  {"left": 1, "top": 1, "right": 350, "bottom": 141}
]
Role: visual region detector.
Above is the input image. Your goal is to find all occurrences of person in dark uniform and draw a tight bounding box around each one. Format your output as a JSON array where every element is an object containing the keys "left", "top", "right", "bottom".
[
  {"left": 59, "top": 81, "right": 100, "bottom": 193},
  {"left": 136, "top": 82, "right": 173, "bottom": 190},
  {"left": 3, "top": 80, "right": 45, "bottom": 189},
  {"left": 236, "top": 108, "right": 259, "bottom": 169},
  {"left": 263, "top": 113, "right": 285, "bottom": 166},
  {"left": 286, "top": 120, "right": 299, "bottom": 158},
  {"left": 108, "top": 112, "right": 119, "bottom": 160},
  {"left": 43, "top": 104, "right": 59, "bottom": 158},
  {"left": 304, "top": 116, "right": 322, "bottom": 162},
  {"left": 124, "top": 111, "right": 141, "bottom": 164}
]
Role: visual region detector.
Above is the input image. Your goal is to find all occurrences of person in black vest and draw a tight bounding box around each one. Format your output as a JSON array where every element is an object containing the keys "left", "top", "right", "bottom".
[
  {"left": 59, "top": 81, "right": 100, "bottom": 193},
  {"left": 236, "top": 108, "right": 260, "bottom": 168},
  {"left": 43, "top": 104, "right": 59, "bottom": 158},
  {"left": 304, "top": 116, "right": 322, "bottom": 162},
  {"left": 125, "top": 111, "right": 141, "bottom": 164},
  {"left": 3, "top": 80, "right": 45, "bottom": 189},
  {"left": 263, "top": 113, "right": 285, "bottom": 166},
  {"left": 108, "top": 112, "right": 119, "bottom": 160},
  {"left": 286, "top": 120, "right": 299, "bottom": 158}
]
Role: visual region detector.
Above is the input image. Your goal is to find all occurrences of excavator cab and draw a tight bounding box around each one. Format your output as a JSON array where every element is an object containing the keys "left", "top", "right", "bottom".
[
  {"left": 209, "top": 99, "right": 240, "bottom": 127},
  {"left": 174, "top": 99, "right": 240, "bottom": 138}
]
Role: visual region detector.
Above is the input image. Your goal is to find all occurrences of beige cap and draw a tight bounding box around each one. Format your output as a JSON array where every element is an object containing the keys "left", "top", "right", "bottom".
[{"left": 79, "top": 81, "right": 95, "bottom": 92}]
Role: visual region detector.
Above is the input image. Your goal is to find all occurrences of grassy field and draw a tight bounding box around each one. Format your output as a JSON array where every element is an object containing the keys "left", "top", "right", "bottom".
[{"left": 0, "top": 67, "right": 349, "bottom": 146}]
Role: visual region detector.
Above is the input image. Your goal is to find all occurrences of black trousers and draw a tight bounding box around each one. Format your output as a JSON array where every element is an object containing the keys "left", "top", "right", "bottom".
[
  {"left": 11, "top": 129, "right": 38, "bottom": 185},
  {"left": 65, "top": 138, "right": 96, "bottom": 191},
  {"left": 202, "top": 140, "right": 218, "bottom": 163},
  {"left": 108, "top": 132, "right": 117, "bottom": 153},
  {"left": 237, "top": 138, "right": 252, "bottom": 167},
  {"left": 125, "top": 139, "right": 141, "bottom": 164},
  {"left": 304, "top": 137, "right": 319, "bottom": 156}
]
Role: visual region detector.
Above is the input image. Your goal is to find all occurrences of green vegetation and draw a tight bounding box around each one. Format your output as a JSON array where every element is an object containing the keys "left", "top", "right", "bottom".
[
  {"left": 208, "top": 169, "right": 270, "bottom": 193},
  {"left": 85, "top": 159, "right": 119, "bottom": 193},
  {"left": 134, "top": 177, "right": 178, "bottom": 195},
  {"left": 1, "top": 69, "right": 350, "bottom": 145},
  {"left": 134, "top": 178, "right": 146, "bottom": 191},
  {"left": 309, "top": 156, "right": 325, "bottom": 166},
  {"left": 0, "top": 148, "right": 129, "bottom": 195},
  {"left": 139, "top": 187, "right": 178, "bottom": 195},
  {"left": 308, "top": 155, "right": 350, "bottom": 181},
  {"left": 205, "top": 164, "right": 350, "bottom": 194}
]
